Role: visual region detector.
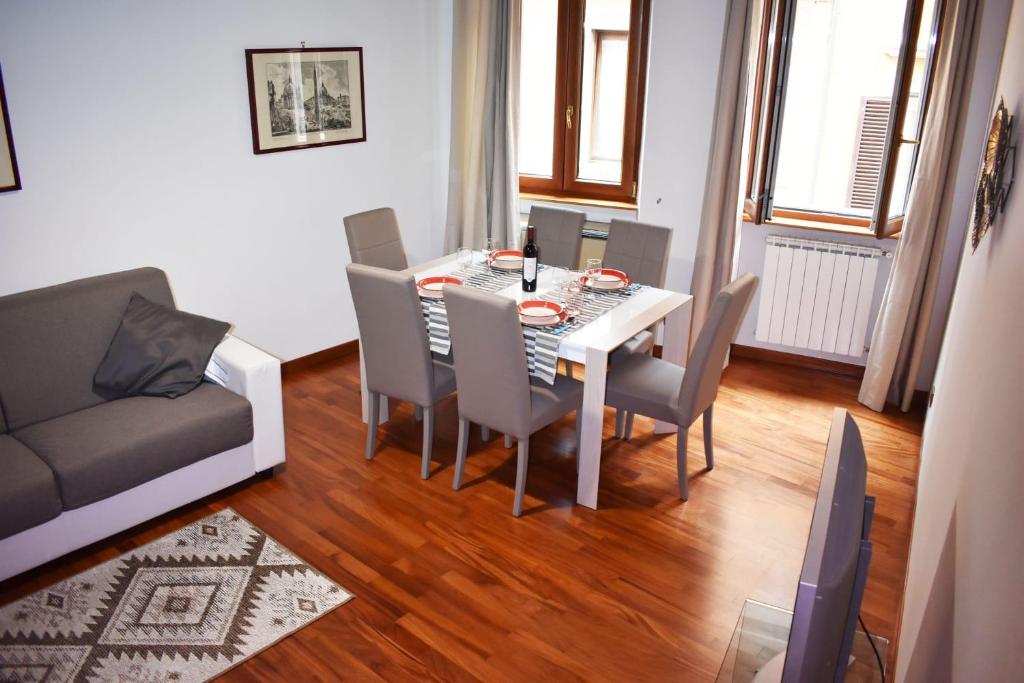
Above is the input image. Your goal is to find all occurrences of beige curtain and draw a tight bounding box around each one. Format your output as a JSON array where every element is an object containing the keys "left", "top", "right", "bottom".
[
  {"left": 859, "top": 0, "right": 981, "bottom": 412},
  {"left": 445, "top": 0, "right": 521, "bottom": 253},
  {"left": 689, "top": 0, "right": 758, "bottom": 351}
]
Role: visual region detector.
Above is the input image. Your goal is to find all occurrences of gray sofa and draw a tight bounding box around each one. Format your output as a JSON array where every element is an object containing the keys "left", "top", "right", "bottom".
[{"left": 0, "top": 268, "right": 285, "bottom": 580}]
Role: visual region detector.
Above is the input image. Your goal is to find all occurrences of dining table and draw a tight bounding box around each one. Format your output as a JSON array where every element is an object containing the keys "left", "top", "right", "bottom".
[{"left": 358, "top": 252, "right": 693, "bottom": 510}]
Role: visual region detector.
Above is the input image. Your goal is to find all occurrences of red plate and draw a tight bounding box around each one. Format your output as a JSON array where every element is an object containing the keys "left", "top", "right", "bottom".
[
  {"left": 519, "top": 309, "right": 568, "bottom": 327},
  {"left": 417, "top": 275, "right": 462, "bottom": 299},
  {"left": 517, "top": 300, "right": 564, "bottom": 317},
  {"left": 581, "top": 268, "right": 632, "bottom": 290},
  {"left": 489, "top": 249, "right": 525, "bottom": 269}
]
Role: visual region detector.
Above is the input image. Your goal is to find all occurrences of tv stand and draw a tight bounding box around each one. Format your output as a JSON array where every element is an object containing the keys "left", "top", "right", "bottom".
[{"left": 716, "top": 600, "right": 888, "bottom": 682}]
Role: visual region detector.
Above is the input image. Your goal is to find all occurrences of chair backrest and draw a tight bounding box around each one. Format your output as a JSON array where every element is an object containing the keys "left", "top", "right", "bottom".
[
  {"left": 604, "top": 219, "right": 673, "bottom": 287},
  {"left": 676, "top": 273, "right": 758, "bottom": 424},
  {"left": 0, "top": 268, "right": 175, "bottom": 432},
  {"left": 444, "top": 286, "right": 533, "bottom": 438},
  {"left": 346, "top": 263, "right": 434, "bottom": 405},
  {"left": 344, "top": 207, "right": 409, "bottom": 270},
  {"left": 529, "top": 206, "right": 586, "bottom": 270}
]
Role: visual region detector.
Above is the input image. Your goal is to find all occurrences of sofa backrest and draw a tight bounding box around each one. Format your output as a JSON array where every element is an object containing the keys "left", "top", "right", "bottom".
[{"left": 0, "top": 268, "right": 175, "bottom": 431}]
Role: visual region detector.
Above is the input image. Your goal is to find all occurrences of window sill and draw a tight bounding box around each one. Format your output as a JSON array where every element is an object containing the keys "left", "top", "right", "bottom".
[
  {"left": 520, "top": 191, "right": 637, "bottom": 211},
  {"left": 742, "top": 213, "right": 900, "bottom": 241}
]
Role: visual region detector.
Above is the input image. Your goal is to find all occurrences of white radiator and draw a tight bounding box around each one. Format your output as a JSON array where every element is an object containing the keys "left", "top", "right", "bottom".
[{"left": 755, "top": 236, "right": 883, "bottom": 357}]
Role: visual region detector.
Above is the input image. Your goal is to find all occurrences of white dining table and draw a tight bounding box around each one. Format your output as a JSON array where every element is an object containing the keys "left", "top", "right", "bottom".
[{"left": 359, "top": 253, "right": 693, "bottom": 510}]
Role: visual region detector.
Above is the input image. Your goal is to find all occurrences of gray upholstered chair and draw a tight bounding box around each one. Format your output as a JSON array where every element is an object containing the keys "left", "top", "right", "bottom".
[
  {"left": 605, "top": 218, "right": 673, "bottom": 356},
  {"left": 604, "top": 273, "right": 757, "bottom": 500},
  {"left": 444, "top": 285, "right": 584, "bottom": 516},
  {"left": 344, "top": 207, "right": 409, "bottom": 270},
  {"left": 346, "top": 263, "right": 456, "bottom": 478},
  {"left": 528, "top": 205, "right": 586, "bottom": 269}
]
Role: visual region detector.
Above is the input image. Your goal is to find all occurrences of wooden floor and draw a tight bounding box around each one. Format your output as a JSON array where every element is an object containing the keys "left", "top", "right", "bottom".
[{"left": 0, "top": 354, "right": 923, "bottom": 681}]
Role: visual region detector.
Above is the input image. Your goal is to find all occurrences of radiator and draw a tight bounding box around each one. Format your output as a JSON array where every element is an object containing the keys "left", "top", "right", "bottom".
[{"left": 754, "top": 235, "right": 884, "bottom": 357}]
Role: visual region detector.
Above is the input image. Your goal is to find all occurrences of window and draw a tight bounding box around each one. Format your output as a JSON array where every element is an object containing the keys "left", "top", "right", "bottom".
[
  {"left": 747, "top": 0, "right": 942, "bottom": 238},
  {"left": 518, "top": 0, "right": 650, "bottom": 204}
]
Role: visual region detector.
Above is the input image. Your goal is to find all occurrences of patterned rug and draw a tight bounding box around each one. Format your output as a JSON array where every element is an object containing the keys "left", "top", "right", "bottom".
[{"left": 0, "top": 509, "right": 352, "bottom": 682}]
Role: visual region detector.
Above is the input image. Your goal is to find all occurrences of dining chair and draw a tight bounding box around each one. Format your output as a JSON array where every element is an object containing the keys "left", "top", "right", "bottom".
[
  {"left": 604, "top": 273, "right": 757, "bottom": 500},
  {"left": 344, "top": 207, "right": 409, "bottom": 271},
  {"left": 444, "top": 285, "right": 584, "bottom": 516},
  {"left": 346, "top": 263, "right": 456, "bottom": 479},
  {"left": 528, "top": 205, "right": 586, "bottom": 270}
]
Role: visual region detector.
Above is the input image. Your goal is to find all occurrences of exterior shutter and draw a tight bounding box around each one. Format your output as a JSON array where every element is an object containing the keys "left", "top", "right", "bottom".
[{"left": 847, "top": 97, "right": 892, "bottom": 211}]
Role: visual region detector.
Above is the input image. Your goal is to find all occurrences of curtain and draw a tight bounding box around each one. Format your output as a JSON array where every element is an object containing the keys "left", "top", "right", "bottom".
[
  {"left": 859, "top": 0, "right": 981, "bottom": 412},
  {"left": 444, "top": 0, "right": 521, "bottom": 253},
  {"left": 689, "top": 0, "right": 758, "bottom": 352}
]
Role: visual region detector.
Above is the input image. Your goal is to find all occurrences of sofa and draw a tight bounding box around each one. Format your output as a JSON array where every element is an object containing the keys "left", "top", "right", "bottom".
[{"left": 0, "top": 268, "right": 285, "bottom": 581}]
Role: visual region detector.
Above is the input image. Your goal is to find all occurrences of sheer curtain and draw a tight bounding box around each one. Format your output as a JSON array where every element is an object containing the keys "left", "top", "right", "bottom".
[
  {"left": 689, "top": 0, "right": 758, "bottom": 351},
  {"left": 444, "top": 0, "right": 521, "bottom": 253},
  {"left": 859, "top": 0, "right": 982, "bottom": 412}
]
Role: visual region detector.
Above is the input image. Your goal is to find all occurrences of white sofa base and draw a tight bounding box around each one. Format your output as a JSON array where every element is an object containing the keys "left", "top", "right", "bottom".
[{"left": 0, "top": 443, "right": 257, "bottom": 582}]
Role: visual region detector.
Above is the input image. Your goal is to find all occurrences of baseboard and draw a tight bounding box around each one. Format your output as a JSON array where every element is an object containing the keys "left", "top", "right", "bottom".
[
  {"left": 281, "top": 340, "right": 358, "bottom": 378},
  {"left": 730, "top": 344, "right": 865, "bottom": 380}
]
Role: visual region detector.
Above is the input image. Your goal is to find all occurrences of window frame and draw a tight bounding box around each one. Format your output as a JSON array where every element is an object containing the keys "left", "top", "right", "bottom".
[
  {"left": 518, "top": 0, "right": 651, "bottom": 205},
  {"left": 745, "top": 0, "right": 945, "bottom": 238}
]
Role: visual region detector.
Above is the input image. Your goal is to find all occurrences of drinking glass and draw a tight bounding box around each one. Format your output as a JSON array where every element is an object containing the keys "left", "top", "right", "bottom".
[
  {"left": 564, "top": 279, "right": 584, "bottom": 320},
  {"left": 551, "top": 267, "right": 570, "bottom": 293},
  {"left": 456, "top": 246, "right": 473, "bottom": 271},
  {"left": 585, "top": 258, "right": 602, "bottom": 298},
  {"left": 484, "top": 237, "right": 502, "bottom": 269}
]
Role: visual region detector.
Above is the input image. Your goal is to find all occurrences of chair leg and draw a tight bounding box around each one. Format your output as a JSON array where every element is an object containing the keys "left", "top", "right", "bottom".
[
  {"left": 414, "top": 405, "right": 423, "bottom": 422},
  {"left": 624, "top": 412, "right": 635, "bottom": 441},
  {"left": 513, "top": 438, "right": 530, "bottom": 517},
  {"left": 481, "top": 425, "right": 490, "bottom": 441},
  {"left": 365, "top": 391, "right": 379, "bottom": 460},
  {"left": 676, "top": 427, "right": 689, "bottom": 501},
  {"left": 504, "top": 433, "right": 513, "bottom": 448},
  {"left": 453, "top": 418, "right": 470, "bottom": 490},
  {"left": 703, "top": 404, "right": 714, "bottom": 470},
  {"left": 614, "top": 409, "right": 625, "bottom": 438},
  {"left": 420, "top": 406, "right": 434, "bottom": 480}
]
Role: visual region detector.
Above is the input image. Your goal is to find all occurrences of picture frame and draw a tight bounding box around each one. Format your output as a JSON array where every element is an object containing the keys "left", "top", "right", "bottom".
[
  {"left": 0, "top": 64, "right": 22, "bottom": 193},
  {"left": 972, "top": 98, "right": 1016, "bottom": 251},
  {"left": 245, "top": 47, "right": 366, "bottom": 155}
]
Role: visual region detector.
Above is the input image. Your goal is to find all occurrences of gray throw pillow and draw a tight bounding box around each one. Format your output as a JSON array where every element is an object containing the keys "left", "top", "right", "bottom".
[{"left": 94, "top": 293, "right": 230, "bottom": 398}]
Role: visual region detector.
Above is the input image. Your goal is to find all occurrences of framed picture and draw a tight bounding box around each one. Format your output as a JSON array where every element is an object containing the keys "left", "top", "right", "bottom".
[
  {"left": 0, "top": 64, "right": 22, "bottom": 193},
  {"left": 245, "top": 47, "right": 366, "bottom": 155},
  {"left": 972, "top": 99, "right": 1016, "bottom": 251}
]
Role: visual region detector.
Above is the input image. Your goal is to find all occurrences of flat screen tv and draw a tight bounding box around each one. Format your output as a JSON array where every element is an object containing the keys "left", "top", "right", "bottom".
[{"left": 782, "top": 408, "right": 875, "bottom": 682}]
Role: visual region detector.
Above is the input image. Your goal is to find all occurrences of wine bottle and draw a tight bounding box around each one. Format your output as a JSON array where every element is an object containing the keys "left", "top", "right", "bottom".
[{"left": 522, "top": 225, "right": 539, "bottom": 292}]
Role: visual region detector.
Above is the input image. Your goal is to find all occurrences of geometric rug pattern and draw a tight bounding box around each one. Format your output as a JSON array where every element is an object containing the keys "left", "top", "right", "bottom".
[{"left": 0, "top": 509, "right": 352, "bottom": 682}]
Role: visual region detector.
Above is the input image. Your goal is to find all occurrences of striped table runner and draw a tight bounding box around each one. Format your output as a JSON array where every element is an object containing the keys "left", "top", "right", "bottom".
[{"left": 420, "top": 264, "right": 642, "bottom": 384}]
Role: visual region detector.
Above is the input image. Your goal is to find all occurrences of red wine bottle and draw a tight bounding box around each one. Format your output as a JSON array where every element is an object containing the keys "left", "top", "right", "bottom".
[{"left": 522, "top": 225, "right": 539, "bottom": 292}]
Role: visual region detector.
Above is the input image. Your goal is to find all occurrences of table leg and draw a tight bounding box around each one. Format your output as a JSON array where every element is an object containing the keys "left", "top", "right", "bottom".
[
  {"left": 655, "top": 300, "right": 692, "bottom": 434},
  {"left": 359, "top": 340, "right": 389, "bottom": 425},
  {"left": 576, "top": 347, "right": 608, "bottom": 509}
]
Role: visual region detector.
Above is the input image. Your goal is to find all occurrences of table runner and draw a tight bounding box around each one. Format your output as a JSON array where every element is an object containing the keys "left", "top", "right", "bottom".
[{"left": 420, "top": 263, "right": 642, "bottom": 384}]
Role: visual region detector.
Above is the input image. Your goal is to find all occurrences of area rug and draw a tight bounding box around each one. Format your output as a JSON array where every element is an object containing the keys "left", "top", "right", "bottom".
[{"left": 0, "top": 508, "right": 353, "bottom": 682}]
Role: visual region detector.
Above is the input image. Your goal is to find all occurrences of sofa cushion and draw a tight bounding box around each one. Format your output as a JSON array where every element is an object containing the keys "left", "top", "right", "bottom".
[
  {"left": 94, "top": 293, "right": 230, "bottom": 399},
  {"left": 0, "top": 268, "right": 175, "bottom": 431},
  {"left": 0, "top": 435, "right": 62, "bottom": 540},
  {"left": 13, "top": 383, "right": 253, "bottom": 510}
]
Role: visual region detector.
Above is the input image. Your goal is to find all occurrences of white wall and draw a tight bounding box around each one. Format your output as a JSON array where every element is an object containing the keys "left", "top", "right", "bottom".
[
  {"left": 895, "top": 0, "right": 1020, "bottom": 678},
  {"left": 636, "top": 0, "right": 728, "bottom": 294},
  {"left": 0, "top": 0, "right": 452, "bottom": 361}
]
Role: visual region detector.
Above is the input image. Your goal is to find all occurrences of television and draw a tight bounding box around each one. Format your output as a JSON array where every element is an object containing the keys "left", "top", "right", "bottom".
[{"left": 755, "top": 408, "right": 876, "bottom": 682}]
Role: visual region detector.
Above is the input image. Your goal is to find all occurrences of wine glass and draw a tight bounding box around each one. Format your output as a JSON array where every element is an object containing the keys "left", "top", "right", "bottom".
[
  {"left": 564, "top": 279, "right": 584, "bottom": 320},
  {"left": 585, "top": 257, "right": 602, "bottom": 286},
  {"left": 484, "top": 237, "right": 502, "bottom": 268},
  {"left": 456, "top": 246, "right": 473, "bottom": 271}
]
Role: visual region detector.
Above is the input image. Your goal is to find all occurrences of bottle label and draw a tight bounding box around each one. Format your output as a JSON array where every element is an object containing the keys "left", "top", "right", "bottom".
[{"left": 523, "top": 258, "right": 538, "bottom": 282}]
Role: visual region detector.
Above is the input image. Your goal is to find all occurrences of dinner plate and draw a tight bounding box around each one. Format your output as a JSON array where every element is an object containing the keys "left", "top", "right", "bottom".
[
  {"left": 582, "top": 268, "right": 631, "bottom": 290},
  {"left": 417, "top": 275, "right": 462, "bottom": 299},
  {"left": 490, "top": 250, "right": 524, "bottom": 270},
  {"left": 518, "top": 300, "right": 564, "bottom": 317},
  {"left": 519, "top": 310, "right": 568, "bottom": 327}
]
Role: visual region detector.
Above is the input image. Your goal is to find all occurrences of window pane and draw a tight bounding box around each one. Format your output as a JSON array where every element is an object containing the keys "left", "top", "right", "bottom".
[
  {"left": 772, "top": 0, "right": 914, "bottom": 217},
  {"left": 518, "top": 0, "right": 560, "bottom": 178},
  {"left": 889, "top": 0, "right": 939, "bottom": 218},
  {"left": 577, "top": 0, "right": 631, "bottom": 183}
]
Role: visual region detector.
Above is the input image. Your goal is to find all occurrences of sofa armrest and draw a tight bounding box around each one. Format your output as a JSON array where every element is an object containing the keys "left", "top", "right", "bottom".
[{"left": 205, "top": 335, "right": 285, "bottom": 471}]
